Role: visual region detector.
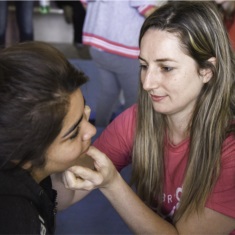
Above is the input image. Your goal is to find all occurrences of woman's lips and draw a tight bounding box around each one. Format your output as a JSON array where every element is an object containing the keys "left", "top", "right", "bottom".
[{"left": 150, "top": 94, "right": 167, "bottom": 102}]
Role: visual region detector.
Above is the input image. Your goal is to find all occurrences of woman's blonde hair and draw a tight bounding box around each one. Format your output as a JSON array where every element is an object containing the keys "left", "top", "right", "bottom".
[{"left": 131, "top": 1, "right": 235, "bottom": 222}]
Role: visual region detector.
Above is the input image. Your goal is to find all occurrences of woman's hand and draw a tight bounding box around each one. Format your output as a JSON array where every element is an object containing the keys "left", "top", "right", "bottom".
[{"left": 62, "top": 146, "right": 119, "bottom": 191}]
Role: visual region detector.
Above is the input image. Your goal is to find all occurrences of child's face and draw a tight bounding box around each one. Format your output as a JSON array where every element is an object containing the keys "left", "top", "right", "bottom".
[{"left": 34, "top": 88, "right": 96, "bottom": 182}]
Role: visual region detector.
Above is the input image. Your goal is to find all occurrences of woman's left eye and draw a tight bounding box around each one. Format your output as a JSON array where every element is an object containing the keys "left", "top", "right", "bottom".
[
  {"left": 69, "top": 128, "right": 79, "bottom": 140},
  {"left": 139, "top": 64, "right": 148, "bottom": 70},
  {"left": 162, "top": 66, "right": 173, "bottom": 72}
]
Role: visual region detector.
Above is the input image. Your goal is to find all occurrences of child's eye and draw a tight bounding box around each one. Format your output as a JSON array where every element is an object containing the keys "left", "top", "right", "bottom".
[{"left": 69, "top": 128, "right": 79, "bottom": 140}]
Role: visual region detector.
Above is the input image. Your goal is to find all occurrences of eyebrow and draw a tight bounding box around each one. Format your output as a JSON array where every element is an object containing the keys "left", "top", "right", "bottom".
[
  {"left": 62, "top": 97, "right": 86, "bottom": 138},
  {"left": 138, "top": 56, "right": 177, "bottom": 63}
]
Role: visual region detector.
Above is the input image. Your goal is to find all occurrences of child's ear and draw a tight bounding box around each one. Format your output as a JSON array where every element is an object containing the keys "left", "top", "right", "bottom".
[
  {"left": 200, "top": 57, "right": 216, "bottom": 83},
  {"left": 22, "top": 161, "right": 32, "bottom": 170}
]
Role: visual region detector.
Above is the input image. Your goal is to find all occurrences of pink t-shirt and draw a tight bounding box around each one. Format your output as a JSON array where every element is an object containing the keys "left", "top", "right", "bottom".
[{"left": 93, "top": 104, "right": 235, "bottom": 234}]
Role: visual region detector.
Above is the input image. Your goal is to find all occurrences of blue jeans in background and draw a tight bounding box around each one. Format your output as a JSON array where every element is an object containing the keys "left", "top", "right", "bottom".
[{"left": 0, "top": 1, "right": 34, "bottom": 47}]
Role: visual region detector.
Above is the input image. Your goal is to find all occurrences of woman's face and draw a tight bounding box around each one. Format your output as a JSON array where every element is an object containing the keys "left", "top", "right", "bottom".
[
  {"left": 139, "top": 29, "right": 210, "bottom": 121},
  {"left": 37, "top": 88, "right": 96, "bottom": 180}
]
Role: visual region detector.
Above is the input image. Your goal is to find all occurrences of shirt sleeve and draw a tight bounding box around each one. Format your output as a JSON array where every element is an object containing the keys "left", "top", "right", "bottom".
[
  {"left": 93, "top": 104, "right": 137, "bottom": 171},
  {"left": 206, "top": 134, "right": 235, "bottom": 219}
]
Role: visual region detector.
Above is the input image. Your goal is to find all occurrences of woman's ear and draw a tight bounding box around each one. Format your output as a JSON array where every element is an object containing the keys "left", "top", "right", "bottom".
[{"left": 200, "top": 57, "right": 216, "bottom": 83}]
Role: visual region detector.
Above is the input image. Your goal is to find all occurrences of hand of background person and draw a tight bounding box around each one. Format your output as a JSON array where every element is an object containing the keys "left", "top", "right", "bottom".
[{"left": 62, "top": 146, "right": 120, "bottom": 191}]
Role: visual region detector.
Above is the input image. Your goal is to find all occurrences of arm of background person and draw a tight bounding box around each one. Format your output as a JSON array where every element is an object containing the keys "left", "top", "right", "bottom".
[{"left": 64, "top": 146, "right": 235, "bottom": 235}]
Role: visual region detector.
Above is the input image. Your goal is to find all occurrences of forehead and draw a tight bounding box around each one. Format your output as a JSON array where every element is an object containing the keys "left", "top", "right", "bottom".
[
  {"left": 140, "top": 29, "right": 190, "bottom": 61},
  {"left": 60, "top": 89, "right": 84, "bottom": 133}
]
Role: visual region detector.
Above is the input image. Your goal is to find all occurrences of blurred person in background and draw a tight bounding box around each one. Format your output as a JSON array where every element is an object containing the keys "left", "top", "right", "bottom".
[
  {"left": 0, "top": 1, "right": 34, "bottom": 49},
  {"left": 81, "top": 0, "right": 166, "bottom": 127},
  {"left": 55, "top": 1, "right": 86, "bottom": 48}
]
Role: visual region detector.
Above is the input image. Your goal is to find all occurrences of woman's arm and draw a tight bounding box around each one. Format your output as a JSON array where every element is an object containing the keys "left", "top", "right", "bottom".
[{"left": 63, "top": 146, "right": 235, "bottom": 235}]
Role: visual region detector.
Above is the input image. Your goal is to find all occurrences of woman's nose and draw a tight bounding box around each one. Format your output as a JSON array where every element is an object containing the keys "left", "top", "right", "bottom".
[{"left": 142, "top": 70, "right": 160, "bottom": 91}]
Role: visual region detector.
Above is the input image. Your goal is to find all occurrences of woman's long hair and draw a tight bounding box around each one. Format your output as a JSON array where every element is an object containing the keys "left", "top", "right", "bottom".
[
  {"left": 0, "top": 41, "right": 88, "bottom": 170},
  {"left": 131, "top": 1, "right": 235, "bottom": 222}
]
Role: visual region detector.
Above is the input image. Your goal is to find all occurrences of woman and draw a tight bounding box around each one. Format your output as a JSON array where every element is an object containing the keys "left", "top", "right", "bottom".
[
  {"left": 0, "top": 41, "right": 96, "bottom": 234},
  {"left": 62, "top": 1, "right": 235, "bottom": 234}
]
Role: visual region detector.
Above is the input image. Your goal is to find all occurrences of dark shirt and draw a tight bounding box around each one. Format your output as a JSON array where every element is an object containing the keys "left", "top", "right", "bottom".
[{"left": 0, "top": 166, "right": 57, "bottom": 234}]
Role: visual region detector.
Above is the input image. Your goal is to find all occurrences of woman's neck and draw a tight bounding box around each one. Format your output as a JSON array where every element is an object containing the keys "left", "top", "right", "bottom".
[{"left": 166, "top": 114, "right": 190, "bottom": 145}]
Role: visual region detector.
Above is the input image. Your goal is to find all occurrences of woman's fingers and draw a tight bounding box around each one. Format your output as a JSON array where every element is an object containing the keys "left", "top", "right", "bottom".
[
  {"left": 85, "top": 146, "right": 113, "bottom": 170},
  {"left": 63, "top": 166, "right": 104, "bottom": 190},
  {"left": 70, "top": 165, "right": 104, "bottom": 185},
  {"left": 62, "top": 146, "right": 119, "bottom": 191}
]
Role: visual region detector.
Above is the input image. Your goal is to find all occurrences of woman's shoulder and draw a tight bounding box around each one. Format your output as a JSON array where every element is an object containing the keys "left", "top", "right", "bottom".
[
  {"left": 222, "top": 132, "right": 235, "bottom": 158},
  {"left": 95, "top": 104, "right": 137, "bottom": 143},
  {"left": 220, "top": 132, "right": 235, "bottom": 169},
  {"left": 114, "top": 104, "right": 137, "bottom": 123},
  {"left": 93, "top": 105, "right": 137, "bottom": 170},
  {"left": 110, "top": 104, "right": 137, "bottom": 136}
]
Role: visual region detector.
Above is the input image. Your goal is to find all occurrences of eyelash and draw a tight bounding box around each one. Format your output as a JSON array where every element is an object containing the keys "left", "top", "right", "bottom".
[
  {"left": 162, "top": 66, "right": 173, "bottom": 72},
  {"left": 140, "top": 64, "right": 173, "bottom": 73},
  {"left": 140, "top": 64, "right": 147, "bottom": 70},
  {"left": 69, "top": 127, "right": 80, "bottom": 140}
]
